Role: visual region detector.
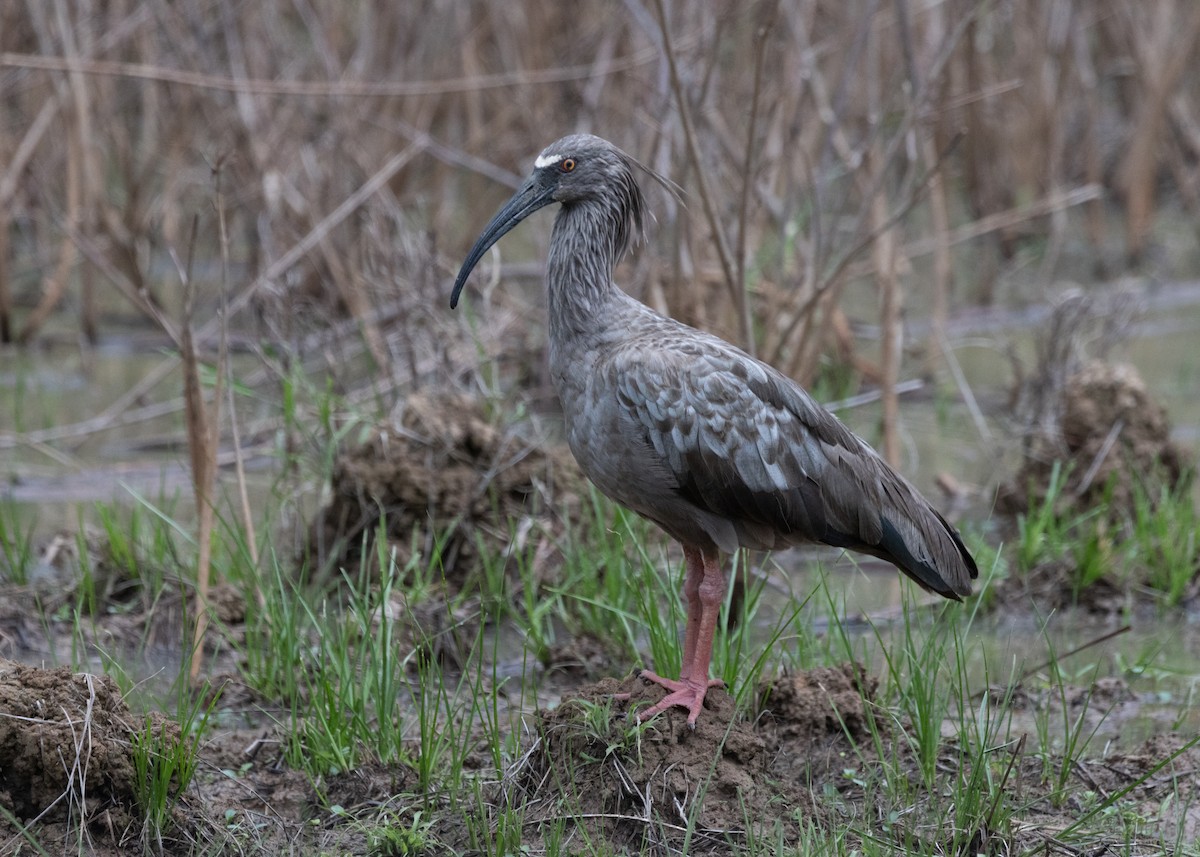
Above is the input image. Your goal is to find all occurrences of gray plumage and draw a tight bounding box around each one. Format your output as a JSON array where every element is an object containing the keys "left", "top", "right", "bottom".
[
  {"left": 452, "top": 133, "right": 976, "bottom": 602},
  {"left": 452, "top": 135, "right": 976, "bottom": 725}
]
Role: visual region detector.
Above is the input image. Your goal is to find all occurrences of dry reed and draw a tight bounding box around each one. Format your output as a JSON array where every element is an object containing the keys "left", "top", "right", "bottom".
[{"left": 1, "top": 0, "right": 1197, "bottom": 482}]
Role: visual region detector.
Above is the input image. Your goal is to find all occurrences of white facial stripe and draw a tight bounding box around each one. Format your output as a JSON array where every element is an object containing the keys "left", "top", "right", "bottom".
[{"left": 534, "top": 153, "right": 563, "bottom": 169}]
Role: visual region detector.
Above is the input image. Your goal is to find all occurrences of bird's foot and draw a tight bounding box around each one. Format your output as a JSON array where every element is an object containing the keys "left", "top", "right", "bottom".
[{"left": 631, "top": 670, "right": 724, "bottom": 727}]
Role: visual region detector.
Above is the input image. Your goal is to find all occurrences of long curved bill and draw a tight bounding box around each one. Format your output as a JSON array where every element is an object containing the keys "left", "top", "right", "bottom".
[{"left": 449, "top": 175, "right": 556, "bottom": 309}]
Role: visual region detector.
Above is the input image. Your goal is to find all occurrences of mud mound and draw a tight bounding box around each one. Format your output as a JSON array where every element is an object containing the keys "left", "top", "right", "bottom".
[
  {"left": 760, "top": 663, "right": 877, "bottom": 742},
  {"left": 998, "top": 361, "right": 1189, "bottom": 518},
  {"left": 544, "top": 631, "right": 624, "bottom": 678},
  {"left": 323, "top": 761, "right": 418, "bottom": 810},
  {"left": 0, "top": 659, "right": 180, "bottom": 826},
  {"left": 518, "top": 674, "right": 816, "bottom": 852},
  {"left": 759, "top": 663, "right": 880, "bottom": 784},
  {"left": 309, "top": 390, "right": 584, "bottom": 586}
]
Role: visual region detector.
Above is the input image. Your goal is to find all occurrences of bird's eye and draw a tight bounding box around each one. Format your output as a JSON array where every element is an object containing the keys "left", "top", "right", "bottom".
[{"left": 561, "top": 158, "right": 576, "bottom": 173}]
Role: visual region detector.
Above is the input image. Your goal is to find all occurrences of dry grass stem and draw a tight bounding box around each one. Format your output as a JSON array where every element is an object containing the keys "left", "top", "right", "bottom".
[
  {"left": 1116, "top": 2, "right": 1200, "bottom": 263},
  {"left": 175, "top": 218, "right": 225, "bottom": 681},
  {"left": 870, "top": 156, "right": 902, "bottom": 468},
  {"left": 652, "top": 0, "right": 746, "bottom": 353}
]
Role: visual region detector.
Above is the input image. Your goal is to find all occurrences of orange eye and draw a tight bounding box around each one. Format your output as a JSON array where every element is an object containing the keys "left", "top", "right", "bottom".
[{"left": 561, "top": 158, "right": 576, "bottom": 173}]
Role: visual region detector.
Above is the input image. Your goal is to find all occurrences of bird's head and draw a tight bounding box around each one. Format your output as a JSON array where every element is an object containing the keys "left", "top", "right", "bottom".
[{"left": 450, "top": 134, "right": 659, "bottom": 309}]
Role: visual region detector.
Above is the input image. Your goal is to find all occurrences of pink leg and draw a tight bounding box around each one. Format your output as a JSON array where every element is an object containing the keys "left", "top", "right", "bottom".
[
  {"left": 679, "top": 545, "right": 703, "bottom": 680},
  {"left": 636, "top": 546, "right": 726, "bottom": 726}
]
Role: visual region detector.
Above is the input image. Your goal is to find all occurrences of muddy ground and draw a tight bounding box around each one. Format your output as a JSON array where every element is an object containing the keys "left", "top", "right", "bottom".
[
  {"left": 1, "top": 372, "right": 1196, "bottom": 853},
  {"left": 1, "top": 647, "right": 1197, "bottom": 855}
]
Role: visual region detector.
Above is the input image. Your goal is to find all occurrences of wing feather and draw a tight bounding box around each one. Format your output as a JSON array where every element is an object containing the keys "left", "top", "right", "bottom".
[{"left": 609, "top": 335, "right": 976, "bottom": 598}]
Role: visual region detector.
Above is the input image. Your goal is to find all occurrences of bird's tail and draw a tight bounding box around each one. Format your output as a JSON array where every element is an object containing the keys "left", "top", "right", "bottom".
[{"left": 872, "top": 509, "right": 978, "bottom": 600}]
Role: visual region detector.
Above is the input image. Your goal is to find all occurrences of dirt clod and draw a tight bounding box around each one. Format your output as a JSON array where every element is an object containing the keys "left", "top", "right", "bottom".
[
  {"left": 999, "top": 360, "right": 1189, "bottom": 518},
  {"left": 0, "top": 658, "right": 180, "bottom": 823},
  {"left": 543, "top": 632, "right": 621, "bottom": 677},
  {"left": 760, "top": 663, "right": 877, "bottom": 743},
  {"left": 323, "top": 761, "right": 418, "bottom": 811},
  {"left": 309, "top": 391, "right": 583, "bottom": 588},
  {"left": 523, "top": 673, "right": 816, "bottom": 852},
  {"left": 759, "top": 663, "right": 881, "bottom": 786}
]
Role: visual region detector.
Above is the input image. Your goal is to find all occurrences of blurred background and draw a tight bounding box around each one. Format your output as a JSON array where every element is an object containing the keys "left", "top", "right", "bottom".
[{"left": 2, "top": 0, "right": 1198, "bottom": 526}]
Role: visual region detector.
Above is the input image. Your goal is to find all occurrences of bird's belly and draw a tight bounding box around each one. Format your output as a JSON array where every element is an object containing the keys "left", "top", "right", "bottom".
[
  {"left": 563, "top": 412, "right": 645, "bottom": 509},
  {"left": 554, "top": 353, "right": 739, "bottom": 551},
  {"left": 562, "top": 405, "right": 736, "bottom": 552}
]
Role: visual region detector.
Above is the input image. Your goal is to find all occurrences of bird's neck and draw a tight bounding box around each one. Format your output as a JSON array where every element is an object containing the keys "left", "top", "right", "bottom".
[{"left": 546, "top": 201, "right": 627, "bottom": 339}]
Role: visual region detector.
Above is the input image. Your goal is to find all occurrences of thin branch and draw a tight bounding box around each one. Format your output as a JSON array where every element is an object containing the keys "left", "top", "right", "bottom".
[
  {"left": 652, "top": 0, "right": 745, "bottom": 352},
  {"left": 0, "top": 44, "right": 669, "bottom": 97},
  {"left": 767, "top": 131, "right": 964, "bottom": 368},
  {"left": 734, "top": 0, "right": 780, "bottom": 359}
]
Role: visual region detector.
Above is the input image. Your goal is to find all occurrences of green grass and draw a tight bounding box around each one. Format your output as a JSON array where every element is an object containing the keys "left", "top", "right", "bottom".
[
  {"left": 1014, "top": 461, "right": 1199, "bottom": 606},
  {"left": 265, "top": 527, "right": 423, "bottom": 777},
  {"left": 130, "top": 684, "right": 215, "bottom": 852},
  {"left": 1131, "top": 481, "right": 1199, "bottom": 606},
  {"left": 3, "top": 444, "right": 1197, "bottom": 855},
  {"left": 0, "top": 500, "right": 37, "bottom": 585}
]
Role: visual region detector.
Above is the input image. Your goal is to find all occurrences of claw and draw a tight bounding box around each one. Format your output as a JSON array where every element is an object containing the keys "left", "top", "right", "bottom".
[{"left": 632, "top": 669, "right": 724, "bottom": 726}]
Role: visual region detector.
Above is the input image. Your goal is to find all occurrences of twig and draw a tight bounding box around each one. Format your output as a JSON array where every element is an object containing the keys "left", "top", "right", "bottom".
[
  {"left": 652, "top": 0, "right": 745, "bottom": 352},
  {"left": 6, "top": 137, "right": 425, "bottom": 430},
  {"left": 215, "top": 162, "right": 262, "bottom": 605},
  {"left": 1074, "top": 419, "right": 1124, "bottom": 499},
  {"left": 734, "top": 0, "right": 780, "bottom": 358},
  {"left": 202, "top": 141, "right": 423, "bottom": 342},
  {"left": 0, "top": 97, "right": 61, "bottom": 207},
  {"left": 896, "top": 184, "right": 1103, "bottom": 264},
  {"left": 767, "top": 131, "right": 965, "bottom": 370},
  {"left": 987, "top": 733, "right": 1026, "bottom": 833},
  {"left": 868, "top": 142, "right": 902, "bottom": 466},
  {"left": 938, "top": 335, "right": 994, "bottom": 444},
  {"left": 1026, "top": 732, "right": 1200, "bottom": 856},
  {"left": 970, "top": 625, "right": 1132, "bottom": 702},
  {"left": 0, "top": 44, "right": 668, "bottom": 97},
  {"left": 824, "top": 378, "right": 924, "bottom": 413},
  {"left": 179, "top": 214, "right": 224, "bottom": 682},
  {"left": 50, "top": 215, "right": 180, "bottom": 344}
]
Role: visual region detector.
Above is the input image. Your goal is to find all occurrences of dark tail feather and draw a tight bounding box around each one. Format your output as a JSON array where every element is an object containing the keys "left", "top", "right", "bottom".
[
  {"left": 878, "top": 517, "right": 976, "bottom": 600},
  {"left": 824, "top": 514, "right": 977, "bottom": 601}
]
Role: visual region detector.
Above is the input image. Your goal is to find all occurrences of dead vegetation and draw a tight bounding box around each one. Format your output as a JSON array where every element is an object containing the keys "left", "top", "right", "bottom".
[
  {"left": 0, "top": 659, "right": 183, "bottom": 836},
  {"left": 2, "top": 652, "right": 1195, "bottom": 855},
  {"left": 3, "top": 3, "right": 1198, "bottom": 583},
  {"left": 4, "top": 1, "right": 1200, "bottom": 384},
  {"left": 3, "top": 5, "right": 1200, "bottom": 853},
  {"left": 3, "top": 2, "right": 1199, "bottom": 548}
]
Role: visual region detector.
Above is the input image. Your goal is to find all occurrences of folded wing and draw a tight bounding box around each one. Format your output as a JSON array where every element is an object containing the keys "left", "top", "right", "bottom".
[{"left": 612, "top": 338, "right": 977, "bottom": 599}]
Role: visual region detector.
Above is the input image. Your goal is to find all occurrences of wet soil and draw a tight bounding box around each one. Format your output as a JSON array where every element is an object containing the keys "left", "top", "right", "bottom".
[
  {"left": 2, "top": 382, "right": 1197, "bottom": 853},
  {"left": 2, "top": 650, "right": 1196, "bottom": 855},
  {"left": 0, "top": 658, "right": 185, "bottom": 850},
  {"left": 994, "top": 359, "right": 1197, "bottom": 613},
  {"left": 523, "top": 674, "right": 816, "bottom": 851}
]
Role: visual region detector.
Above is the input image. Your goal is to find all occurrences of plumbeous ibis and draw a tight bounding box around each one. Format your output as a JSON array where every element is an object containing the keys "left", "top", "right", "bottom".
[{"left": 450, "top": 134, "right": 977, "bottom": 725}]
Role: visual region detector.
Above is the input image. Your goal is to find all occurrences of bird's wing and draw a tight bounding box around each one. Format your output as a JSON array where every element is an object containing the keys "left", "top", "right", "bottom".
[
  {"left": 610, "top": 335, "right": 976, "bottom": 597},
  {"left": 611, "top": 339, "right": 871, "bottom": 543}
]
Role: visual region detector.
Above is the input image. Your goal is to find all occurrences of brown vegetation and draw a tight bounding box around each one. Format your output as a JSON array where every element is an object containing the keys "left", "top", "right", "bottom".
[
  {"left": 1001, "top": 291, "right": 1191, "bottom": 518},
  {"left": 3, "top": 2, "right": 1199, "bottom": 527},
  {"left": 4, "top": 7, "right": 1200, "bottom": 852},
  {"left": 3, "top": 1, "right": 1199, "bottom": 371}
]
